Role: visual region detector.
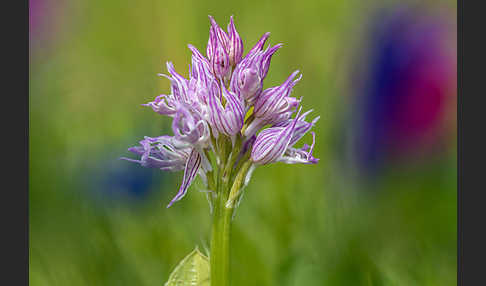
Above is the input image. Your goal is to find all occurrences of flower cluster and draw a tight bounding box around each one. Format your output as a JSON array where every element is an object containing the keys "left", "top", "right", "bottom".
[{"left": 122, "top": 16, "right": 319, "bottom": 207}]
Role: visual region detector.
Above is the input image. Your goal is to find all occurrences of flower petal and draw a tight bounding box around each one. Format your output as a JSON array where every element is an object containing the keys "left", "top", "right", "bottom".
[
  {"left": 164, "top": 62, "right": 189, "bottom": 102},
  {"left": 121, "top": 136, "right": 190, "bottom": 171},
  {"left": 227, "top": 15, "right": 244, "bottom": 66},
  {"left": 278, "top": 132, "right": 319, "bottom": 164},
  {"left": 143, "top": 94, "right": 177, "bottom": 116},
  {"left": 251, "top": 107, "right": 302, "bottom": 165},
  {"left": 208, "top": 81, "right": 245, "bottom": 136},
  {"left": 254, "top": 70, "right": 301, "bottom": 119},
  {"left": 167, "top": 148, "right": 202, "bottom": 207},
  {"left": 246, "top": 32, "right": 270, "bottom": 58}
]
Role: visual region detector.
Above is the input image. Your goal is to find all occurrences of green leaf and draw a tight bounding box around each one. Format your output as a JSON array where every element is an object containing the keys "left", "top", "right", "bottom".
[{"left": 164, "top": 247, "right": 210, "bottom": 286}]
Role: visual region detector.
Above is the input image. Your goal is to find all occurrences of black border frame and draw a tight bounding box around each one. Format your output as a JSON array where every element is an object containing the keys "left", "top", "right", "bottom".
[
  {"left": 458, "top": 0, "right": 486, "bottom": 285},
  {"left": 6, "top": 0, "right": 29, "bottom": 284}
]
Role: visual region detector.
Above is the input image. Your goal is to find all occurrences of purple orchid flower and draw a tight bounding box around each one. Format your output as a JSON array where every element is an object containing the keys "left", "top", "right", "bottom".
[
  {"left": 227, "top": 16, "right": 244, "bottom": 66},
  {"left": 207, "top": 80, "right": 245, "bottom": 139},
  {"left": 251, "top": 107, "right": 319, "bottom": 165},
  {"left": 230, "top": 34, "right": 282, "bottom": 106},
  {"left": 143, "top": 62, "right": 190, "bottom": 116},
  {"left": 207, "top": 15, "right": 244, "bottom": 82},
  {"left": 244, "top": 70, "right": 302, "bottom": 137},
  {"left": 206, "top": 16, "right": 244, "bottom": 67},
  {"left": 171, "top": 102, "right": 210, "bottom": 147},
  {"left": 121, "top": 136, "right": 190, "bottom": 172},
  {"left": 166, "top": 148, "right": 203, "bottom": 207},
  {"left": 272, "top": 110, "right": 320, "bottom": 164},
  {"left": 122, "top": 16, "right": 319, "bottom": 207}
]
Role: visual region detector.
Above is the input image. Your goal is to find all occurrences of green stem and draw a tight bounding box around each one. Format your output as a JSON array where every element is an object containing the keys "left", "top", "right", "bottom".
[
  {"left": 210, "top": 169, "right": 233, "bottom": 286},
  {"left": 210, "top": 136, "right": 232, "bottom": 286},
  {"left": 209, "top": 135, "right": 251, "bottom": 286}
]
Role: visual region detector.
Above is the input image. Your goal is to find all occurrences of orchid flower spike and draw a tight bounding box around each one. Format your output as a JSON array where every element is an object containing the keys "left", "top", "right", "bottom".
[{"left": 122, "top": 16, "right": 319, "bottom": 207}]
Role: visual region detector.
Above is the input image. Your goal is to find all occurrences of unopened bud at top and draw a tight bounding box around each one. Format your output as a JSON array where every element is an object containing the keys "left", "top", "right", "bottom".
[
  {"left": 207, "top": 15, "right": 244, "bottom": 80},
  {"left": 227, "top": 16, "right": 244, "bottom": 66}
]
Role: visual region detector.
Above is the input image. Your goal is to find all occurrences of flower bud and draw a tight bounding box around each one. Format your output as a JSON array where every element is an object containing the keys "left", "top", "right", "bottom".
[
  {"left": 207, "top": 16, "right": 231, "bottom": 80},
  {"left": 207, "top": 80, "right": 245, "bottom": 137},
  {"left": 237, "top": 68, "right": 262, "bottom": 104},
  {"left": 254, "top": 70, "right": 301, "bottom": 121},
  {"left": 211, "top": 39, "right": 231, "bottom": 80},
  {"left": 227, "top": 16, "right": 243, "bottom": 66},
  {"left": 251, "top": 107, "right": 302, "bottom": 165}
]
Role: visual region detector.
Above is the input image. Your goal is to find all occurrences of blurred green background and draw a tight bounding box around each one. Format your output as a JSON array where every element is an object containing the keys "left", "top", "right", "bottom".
[{"left": 29, "top": 0, "right": 457, "bottom": 285}]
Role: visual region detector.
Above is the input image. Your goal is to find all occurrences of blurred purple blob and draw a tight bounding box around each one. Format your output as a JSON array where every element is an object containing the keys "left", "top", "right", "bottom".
[
  {"left": 30, "top": 0, "right": 66, "bottom": 55},
  {"left": 29, "top": 0, "right": 42, "bottom": 37},
  {"left": 100, "top": 161, "right": 160, "bottom": 201},
  {"left": 350, "top": 6, "right": 456, "bottom": 176},
  {"left": 82, "top": 153, "right": 167, "bottom": 206}
]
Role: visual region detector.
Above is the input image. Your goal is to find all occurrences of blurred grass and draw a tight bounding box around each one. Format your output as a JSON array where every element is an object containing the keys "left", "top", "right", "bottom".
[{"left": 30, "top": 0, "right": 456, "bottom": 285}]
